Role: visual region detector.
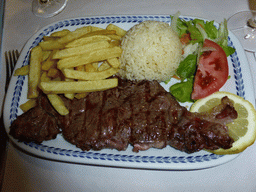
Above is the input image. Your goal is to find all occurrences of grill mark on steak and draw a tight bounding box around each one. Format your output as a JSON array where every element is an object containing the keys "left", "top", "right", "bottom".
[
  {"left": 9, "top": 78, "right": 237, "bottom": 153},
  {"left": 130, "top": 81, "right": 169, "bottom": 152}
]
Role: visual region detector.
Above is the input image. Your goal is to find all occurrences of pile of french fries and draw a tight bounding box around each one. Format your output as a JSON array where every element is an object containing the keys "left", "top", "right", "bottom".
[{"left": 15, "top": 24, "right": 126, "bottom": 115}]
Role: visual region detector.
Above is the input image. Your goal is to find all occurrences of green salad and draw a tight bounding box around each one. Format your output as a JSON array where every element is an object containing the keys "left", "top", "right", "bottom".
[{"left": 167, "top": 12, "right": 236, "bottom": 103}]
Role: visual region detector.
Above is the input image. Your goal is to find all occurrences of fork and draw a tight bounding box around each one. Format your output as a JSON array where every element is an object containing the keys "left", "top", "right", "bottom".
[
  {"left": 4, "top": 50, "right": 20, "bottom": 92},
  {"left": 0, "top": 50, "right": 20, "bottom": 188}
]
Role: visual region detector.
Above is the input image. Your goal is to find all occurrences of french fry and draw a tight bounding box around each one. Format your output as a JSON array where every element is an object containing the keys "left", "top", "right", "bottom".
[
  {"left": 62, "top": 67, "right": 118, "bottom": 80},
  {"left": 64, "top": 78, "right": 75, "bottom": 100},
  {"left": 47, "top": 94, "right": 69, "bottom": 116},
  {"left": 42, "top": 51, "right": 52, "bottom": 61},
  {"left": 85, "top": 63, "right": 98, "bottom": 72},
  {"left": 41, "top": 71, "right": 51, "bottom": 82},
  {"left": 50, "top": 29, "right": 71, "bottom": 37},
  {"left": 39, "top": 40, "right": 65, "bottom": 51},
  {"left": 75, "top": 92, "right": 89, "bottom": 99},
  {"left": 41, "top": 50, "right": 57, "bottom": 71},
  {"left": 107, "top": 57, "right": 120, "bottom": 68},
  {"left": 53, "top": 40, "right": 110, "bottom": 59},
  {"left": 108, "top": 34, "right": 122, "bottom": 41},
  {"left": 52, "top": 76, "right": 62, "bottom": 81},
  {"left": 43, "top": 36, "right": 60, "bottom": 41},
  {"left": 57, "top": 46, "right": 122, "bottom": 69},
  {"left": 57, "top": 26, "right": 92, "bottom": 44},
  {"left": 83, "top": 30, "right": 116, "bottom": 37},
  {"left": 75, "top": 65, "right": 85, "bottom": 71},
  {"left": 91, "top": 62, "right": 99, "bottom": 71},
  {"left": 98, "top": 61, "right": 111, "bottom": 71},
  {"left": 42, "top": 59, "right": 57, "bottom": 71},
  {"left": 47, "top": 68, "right": 61, "bottom": 79},
  {"left": 65, "top": 93, "right": 75, "bottom": 100},
  {"left": 19, "top": 99, "right": 37, "bottom": 112},
  {"left": 40, "top": 78, "right": 118, "bottom": 94},
  {"left": 109, "top": 40, "right": 121, "bottom": 47},
  {"left": 14, "top": 65, "right": 29, "bottom": 76},
  {"left": 65, "top": 35, "right": 111, "bottom": 48},
  {"left": 28, "top": 46, "right": 42, "bottom": 99},
  {"left": 106, "top": 24, "right": 127, "bottom": 36},
  {"left": 74, "top": 65, "right": 89, "bottom": 99},
  {"left": 91, "top": 26, "right": 104, "bottom": 31}
]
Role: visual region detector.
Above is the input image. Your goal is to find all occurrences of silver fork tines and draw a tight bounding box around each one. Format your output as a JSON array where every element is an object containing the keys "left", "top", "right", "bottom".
[
  {"left": 5, "top": 50, "right": 20, "bottom": 92},
  {"left": 0, "top": 50, "right": 20, "bottom": 188}
]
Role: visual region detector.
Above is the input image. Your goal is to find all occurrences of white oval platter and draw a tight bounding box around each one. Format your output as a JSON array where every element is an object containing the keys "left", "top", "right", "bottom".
[{"left": 4, "top": 15, "right": 255, "bottom": 170}]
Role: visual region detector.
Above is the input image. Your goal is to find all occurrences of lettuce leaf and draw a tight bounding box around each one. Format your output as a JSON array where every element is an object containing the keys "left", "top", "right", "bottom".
[
  {"left": 171, "top": 14, "right": 235, "bottom": 57},
  {"left": 176, "top": 54, "right": 197, "bottom": 80},
  {"left": 169, "top": 78, "right": 194, "bottom": 103}
]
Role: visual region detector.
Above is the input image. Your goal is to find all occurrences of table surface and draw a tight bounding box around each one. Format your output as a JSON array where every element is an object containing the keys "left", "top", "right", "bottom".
[{"left": 1, "top": 0, "right": 256, "bottom": 191}]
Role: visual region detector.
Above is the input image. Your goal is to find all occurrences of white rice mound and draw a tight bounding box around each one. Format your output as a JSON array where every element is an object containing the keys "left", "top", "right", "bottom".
[{"left": 119, "top": 20, "right": 182, "bottom": 81}]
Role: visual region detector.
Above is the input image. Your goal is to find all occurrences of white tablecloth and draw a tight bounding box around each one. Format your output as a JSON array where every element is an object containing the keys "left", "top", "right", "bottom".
[{"left": 1, "top": 0, "right": 256, "bottom": 191}]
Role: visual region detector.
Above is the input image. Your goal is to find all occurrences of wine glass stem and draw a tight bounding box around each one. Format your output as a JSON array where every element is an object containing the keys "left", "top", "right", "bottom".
[
  {"left": 40, "top": 0, "right": 49, "bottom": 3},
  {"left": 248, "top": 13, "right": 256, "bottom": 28},
  {"left": 253, "top": 14, "right": 256, "bottom": 22}
]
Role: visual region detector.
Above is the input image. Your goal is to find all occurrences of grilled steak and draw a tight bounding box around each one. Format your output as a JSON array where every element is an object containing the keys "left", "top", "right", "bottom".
[
  {"left": 9, "top": 92, "right": 61, "bottom": 143},
  {"left": 9, "top": 79, "right": 237, "bottom": 153}
]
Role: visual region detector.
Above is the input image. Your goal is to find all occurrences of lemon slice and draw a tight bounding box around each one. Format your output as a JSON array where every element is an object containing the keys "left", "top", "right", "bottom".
[{"left": 190, "top": 91, "right": 256, "bottom": 155}]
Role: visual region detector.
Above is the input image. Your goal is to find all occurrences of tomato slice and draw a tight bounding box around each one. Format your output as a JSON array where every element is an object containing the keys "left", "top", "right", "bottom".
[{"left": 191, "top": 39, "right": 228, "bottom": 100}]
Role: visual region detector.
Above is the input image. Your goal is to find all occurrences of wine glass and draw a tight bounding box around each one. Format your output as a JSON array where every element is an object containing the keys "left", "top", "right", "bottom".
[
  {"left": 227, "top": 0, "right": 256, "bottom": 52},
  {"left": 32, "top": 0, "right": 68, "bottom": 18}
]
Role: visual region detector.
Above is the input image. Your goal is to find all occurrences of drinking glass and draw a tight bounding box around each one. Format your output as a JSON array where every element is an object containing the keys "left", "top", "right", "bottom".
[
  {"left": 32, "top": 0, "right": 68, "bottom": 18},
  {"left": 227, "top": 0, "right": 256, "bottom": 52}
]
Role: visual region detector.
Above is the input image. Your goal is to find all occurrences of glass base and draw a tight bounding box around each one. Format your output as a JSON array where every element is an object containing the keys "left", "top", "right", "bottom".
[
  {"left": 227, "top": 11, "right": 256, "bottom": 52},
  {"left": 32, "top": 0, "right": 68, "bottom": 18}
]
